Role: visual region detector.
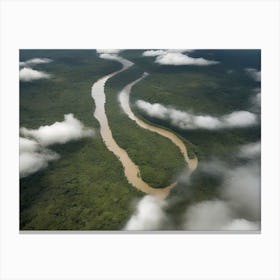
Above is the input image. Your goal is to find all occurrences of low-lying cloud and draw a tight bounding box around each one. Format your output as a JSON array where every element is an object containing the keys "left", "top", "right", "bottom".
[
  {"left": 250, "top": 88, "right": 261, "bottom": 111},
  {"left": 20, "top": 114, "right": 94, "bottom": 146},
  {"left": 183, "top": 200, "right": 234, "bottom": 230},
  {"left": 99, "top": 53, "right": 120, "bottom": 61},
  {"left": 125, "top": 158, "right": 260, "bottom": 231},
  {"left": 98, "top": 53, "right": 134, "bottom": 68},
  {"left": 136, "top": 100, "right": 258, "bottom": 130},
  {"left": 183, "top": 160, "right": 260, "bottom": 230},
  {"left": 19, "top": 67, "right": 50, "bottom": 82},
  {"left": 142, "top": 49, "right": 218, "bottom": 66},
  {"left": 221, "top": 219, "right": 259, "bottom": 230},
  {"left": 155, "top": 52, "right": 219, "bottom": 66},
  {"left": 238, "top": 142, "right": 261, "bottom": 158},
  {"left": 20, "top": 114, "right": 95, "bottom": 177},
  {"left": 20, "top": 57, "right": 52, "bottom": 67},
  {"left": 245, "top": 68, "right": 261, "bottom": 82},
  {"left": 124, "top": 195, "right": 167, "bottom": 230},
  {"left": 223, "top": 163, "right": 260, "bottom": 221},
  {"left": 96, "top": 49, "right": 121, "bottom": 54},
  {"left": 142, "top": 49, "right": 194, "bottom": 57},
  {"left": 20, "top": 137, "right": 59, "bottom": 178},
  {"left": 142, "top": 50, "right": 167, "bottom": 57},
  {"left": 254, "top": 91, "right": 261, "bottom": 106}
]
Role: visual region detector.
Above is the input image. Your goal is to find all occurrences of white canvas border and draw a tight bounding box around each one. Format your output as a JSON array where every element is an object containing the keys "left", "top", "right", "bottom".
[{"left": 1, "top": 0, "right": 280, "bottom": 279}]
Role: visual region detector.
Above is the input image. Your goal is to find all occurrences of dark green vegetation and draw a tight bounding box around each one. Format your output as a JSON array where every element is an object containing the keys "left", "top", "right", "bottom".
[
  {"left": 20, "top": 49, "right": 261, "bottom": 230},
  {"left": 121, "top": 50, "right": 261, "bottom": 162},
  {"left": 20, "top": 50, "right": 143, "bottom": 230},
  {"left": 21, "top": 138, "right": 141, "bottom": 230},
  {"left": 20, "top": 50, "right": 120, "bottom": 128},
  {"left": 120, "top": 50, "right": 261, "bottom": 220}
]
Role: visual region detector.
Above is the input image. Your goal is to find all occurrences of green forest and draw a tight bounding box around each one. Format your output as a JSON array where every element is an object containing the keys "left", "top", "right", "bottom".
[{"left": 20, "top": 49, "right": 261, "bottom": 230}]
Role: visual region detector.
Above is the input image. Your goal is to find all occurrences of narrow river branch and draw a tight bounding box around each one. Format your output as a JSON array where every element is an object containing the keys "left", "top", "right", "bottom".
[
  {"left": 92, "top": 56, "right": 175, "bottom": 199},
  {"left": 118, "top": 73, "right": 198, "bottom": 173},
  {"left": 91, "top": 55, "right": 197, "bottom": 200}
]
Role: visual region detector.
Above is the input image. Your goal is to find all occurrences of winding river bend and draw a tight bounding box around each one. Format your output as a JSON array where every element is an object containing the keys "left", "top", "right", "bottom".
[
  {"left": 91, "top": 55, "right": 197, "bottom": 200},
  {"left": 119, "top": 73, "right": 198, "bottom": 173}
]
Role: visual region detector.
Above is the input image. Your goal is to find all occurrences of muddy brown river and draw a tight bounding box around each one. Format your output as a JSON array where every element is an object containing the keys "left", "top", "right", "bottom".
[{"left": 91, "top": 55, "right": 197, "bottom": 200}]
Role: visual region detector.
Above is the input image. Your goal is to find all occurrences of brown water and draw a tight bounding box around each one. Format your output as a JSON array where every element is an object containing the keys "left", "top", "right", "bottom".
[{"left": 91, "top": 55, "right": 197, "bottom": 200}]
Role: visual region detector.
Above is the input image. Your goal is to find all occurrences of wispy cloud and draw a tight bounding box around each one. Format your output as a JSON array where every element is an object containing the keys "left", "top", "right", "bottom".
[
  {"left": 254, "top": 91, "right": 261, "bottom": 106},
  {"left": 20, "top": 114, "right": 94, "bottom": 146},
  {"left": 124, "top": 195, "right": 168, "bottom": 230},
  {"left": 125, "top": 159, "right": 260, "bottom": 231},
  {"left": 155, "top": 52, "right": 219, "bottom": 66},
  {"left": 183, "top": 160, "right": 260, "bottom": 230},
  {"left": 99, "top": 53, "right": 120, "bottom": 61},
  {"left": 136, "top": 100, "right": 258, "bottom": 130},
  {"left": 221, "top": 219, "right": 259, "bottom": 230},
  {"left": 142, "top": 49, "right": 193, "bottom": 57},
  {"left": 20, "top": 114, "right": 95, "bottom": 178},
  {"left": 96, "top": 49, "right": 121, "bottom": 61},
  {"left": 20, "top": 137, "right": 59, "bottom": 178},
  {"left": 19, "top": 67, "right": 50, "bottom": 82},
  {"left": 222, "top": 163, "right": 260, "bottom": 221},
  {"left": 142, "top": 50, "right": 167, "bottom": 57},
  {"left": 183, "top": 200, "right": 234, "bottom": 230},
  {"left": 98, "top": 53, "right": 134, "bottom": 68},
  {"left": 245, "top": 68, "right": 261, "bottom": 82},
  {"left": 238, "top": 142, "right": 261, "bottom": 159},
  {"left": 96, "top": 49, "right": 121, "bottom": 54},
  {"left": 142, "top": 49, "right": 218, "bottom": 66},
  {"left": 20, "top": 57, "right": 52, "bottom": 67},
  {"left": 250, "top": 88, "right": 261, "bottom": 111}
]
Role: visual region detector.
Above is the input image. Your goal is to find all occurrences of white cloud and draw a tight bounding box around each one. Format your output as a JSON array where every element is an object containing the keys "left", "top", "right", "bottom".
[
  {"left": 221, "top": 219, "right": 259, "bottom": 230},
  {"left": 20, "top": 114, "right": 95, "bottom": 178},
  {"left": 168, "top": 49, "right": 194, "bottom": 53},
  {"left": 136, "top": 101, "right": 168, "bottom": 118},
  {"left": 180, "top": 159, "right": 260, "bottom": 231},
  {"left": 96, "top": 50, "right": 124, "bottom": 64},
  {"left": 19, "top": 67, "right": 50, "bottom": 82},
  {"left": 142, "top": 49, "right": 194, "bottom": 57},
  {"left": 99, "top": 53, "right": 120, "bottom": 61},
  {"left": 136, "top": 100, "right": 258, "bottom": 130},
  {"left": 20, "top": 113, "right": 94, "bottom": 146},
  {"left": 96, "top": 49, "right": 121, "bottom": 54},
  {"left": 255, "top": 92, "right": 261, "bottom": 106},
  {"left": 196, "top": 160, "right": 261, "bottom": 221},
  {"left": 124, "top": 161, "right": 260, "bottom": 231},
  {"left": 142, "top": 49, "right": 215, "bottom": 66},
  {"left": 183, "top": 163, "right": 261, "bottom": 230},
  {"left": 142, "top": 50, "right": 167, "bottom": 57},
  {"left": 239, "top": 142, "right": 261, "bottom": 158},
  {"left": 245, "top": 68, "right": 261, "bottom": 82},
  {"left": 198, "top": 159, "right": 228, "bottom": 176},
  {"left": 20, "top": 57, "right": 52, "bottom": 67},
  {"left": 20, "top": 137, "right": 59, "bottom": 178},
  {"left": 124, "top": 195, "right": 167, "bottom": 230},
  {"left": 223, "top": 111, "right": 257, "bottom": 127},
  {"left": 223, "top": 163, "right": 260, "bottom": 220},
  {"left": 155, "top": 52, "right": 219, "bottom": 66},
  {"left": 99, "top": 53, "right": 134, "bottom": 68},
  {"left": 183, "top": 200, "right": 233, "bottom": 230},
  {"left": 20, "top": 137, "right": 39, "bottom": 154},
  {"left": 250, "top": 88, "right": 261, "bottom": 109}
]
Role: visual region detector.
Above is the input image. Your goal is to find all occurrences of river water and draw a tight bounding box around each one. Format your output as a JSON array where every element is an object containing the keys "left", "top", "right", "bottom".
[{"left": 91, "top": 55, "right": 197, "bottom": 199}]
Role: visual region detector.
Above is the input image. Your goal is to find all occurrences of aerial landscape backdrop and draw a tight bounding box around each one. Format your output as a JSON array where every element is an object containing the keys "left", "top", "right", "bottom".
[{"left": 19, "top": 49, "right": 261, "bottom": 231}]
